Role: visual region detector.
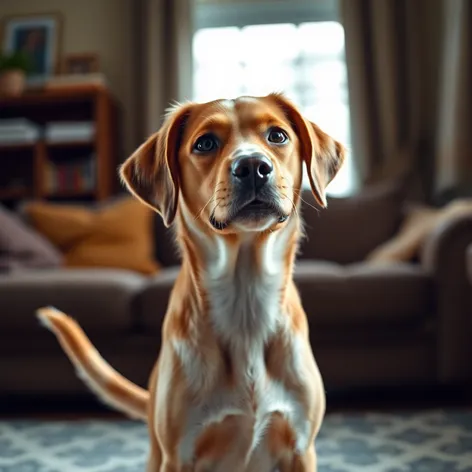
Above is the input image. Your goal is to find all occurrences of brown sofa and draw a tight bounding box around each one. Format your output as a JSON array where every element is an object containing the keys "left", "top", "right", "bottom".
[{"left": 2, "top": 181, "right": 472, "bottom": 407}]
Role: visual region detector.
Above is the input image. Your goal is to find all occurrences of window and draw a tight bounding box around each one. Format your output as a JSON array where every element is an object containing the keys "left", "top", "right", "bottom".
[{"left": 193, "top": 0, "right": 356, "bottom": 197}]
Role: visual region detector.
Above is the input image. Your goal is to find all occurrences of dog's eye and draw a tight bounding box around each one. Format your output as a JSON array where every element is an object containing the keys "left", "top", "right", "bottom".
[
  {"left": 267, "top": 128, "right": 288, "bottom": 145},
  {"left": 194, "top": 134, "right": 219, "bottom": 153}
]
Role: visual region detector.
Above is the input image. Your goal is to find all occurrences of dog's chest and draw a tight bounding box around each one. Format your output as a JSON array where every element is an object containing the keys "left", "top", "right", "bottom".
[
  {"left": 175, "top": 231, "right": 310, "bottom": 465},
  {"left": 177, "top": 337, "right": 310, "bottom": 467},
  {"left": 205, "top": 237, "right": 284, "bottom": 344}
]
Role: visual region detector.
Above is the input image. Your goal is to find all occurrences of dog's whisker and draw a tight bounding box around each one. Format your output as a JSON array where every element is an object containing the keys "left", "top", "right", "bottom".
[
  {"left": 291, "top": 189, "right": 320, "bottom": 214},
  {"left": 281, "top": 194, "right": 300, "bottom": 218},
  {"left": 195, "top": 194, "right": 218, "bottom": 221}
]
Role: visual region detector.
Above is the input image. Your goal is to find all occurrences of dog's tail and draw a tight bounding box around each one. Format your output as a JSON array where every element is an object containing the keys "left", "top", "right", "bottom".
[{"left": 36, "top": 306, "right": 149, "bottom": 421}]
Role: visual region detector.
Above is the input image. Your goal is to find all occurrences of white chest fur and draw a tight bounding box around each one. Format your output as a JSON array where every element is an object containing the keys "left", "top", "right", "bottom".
[
  {"left": 204, "top": 220, "right": 294, "bottom": 343},
  {"left": 175, "top": 335, "right": 311, "bottom": 467},
  {"left": 171, "top": 219, "right": 310, "bottom": 466},
  {"left": 206, "top": 237, "right": 282, "bottom": 347}
]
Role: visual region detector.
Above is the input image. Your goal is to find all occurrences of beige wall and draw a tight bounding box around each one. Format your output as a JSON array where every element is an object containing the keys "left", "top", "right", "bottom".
[{"left": 0, "top": 0, "right": 138, "bottom": 158}]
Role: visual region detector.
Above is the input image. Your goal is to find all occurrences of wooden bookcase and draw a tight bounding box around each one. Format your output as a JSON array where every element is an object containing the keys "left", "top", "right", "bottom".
[{"left": 0, "top": 85, "right": 119, "bottom": 204}]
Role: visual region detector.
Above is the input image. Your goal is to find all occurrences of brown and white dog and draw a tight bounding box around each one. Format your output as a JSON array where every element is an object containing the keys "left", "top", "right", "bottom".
[{"left": 37, "top": 93, "right": 345, "bottom": 472}]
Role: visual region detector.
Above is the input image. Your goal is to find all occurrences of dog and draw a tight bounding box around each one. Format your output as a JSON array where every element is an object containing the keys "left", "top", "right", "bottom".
[{"left": 37, "top": 93, "right": 345, "bottom": 471}]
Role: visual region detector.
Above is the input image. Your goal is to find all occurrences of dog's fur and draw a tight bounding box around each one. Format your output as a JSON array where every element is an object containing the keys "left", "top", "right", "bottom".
[{"left": 37, "top": 93, "right": 345, "bottom": 471}]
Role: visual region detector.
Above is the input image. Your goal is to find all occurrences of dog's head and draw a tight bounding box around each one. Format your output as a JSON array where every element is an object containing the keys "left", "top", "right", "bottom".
[{"left": 120, "top": 93, "right": 345, "bottom": 233}]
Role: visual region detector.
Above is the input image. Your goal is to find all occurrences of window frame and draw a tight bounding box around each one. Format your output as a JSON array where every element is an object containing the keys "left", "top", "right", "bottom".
[{"left": 195, "top": 1, "right": 339, "bottom": 30}]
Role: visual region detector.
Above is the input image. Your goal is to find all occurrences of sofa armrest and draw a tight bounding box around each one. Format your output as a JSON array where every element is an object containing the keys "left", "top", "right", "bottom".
[
  {"left": 466, "top": 243, "right": 472, "bottom": 283},
  {"left": 420, "top": 214, "right": 472, "bottom": 383}
]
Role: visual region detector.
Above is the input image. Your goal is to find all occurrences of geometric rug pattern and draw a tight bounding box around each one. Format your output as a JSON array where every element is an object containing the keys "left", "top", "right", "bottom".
[{"left": 1, "top": 410, "right": 472, "bottom": 471}]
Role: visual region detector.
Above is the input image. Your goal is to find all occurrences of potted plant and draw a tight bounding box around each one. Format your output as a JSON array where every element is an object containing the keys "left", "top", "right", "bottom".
[{"left": 0, "top": 51, "right": 33, "bottom": 96}]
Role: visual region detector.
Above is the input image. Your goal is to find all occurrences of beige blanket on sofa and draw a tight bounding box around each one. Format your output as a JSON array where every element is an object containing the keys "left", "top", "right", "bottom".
[{"left": 367, "top": 199, "right": 472, "bottom": 263}]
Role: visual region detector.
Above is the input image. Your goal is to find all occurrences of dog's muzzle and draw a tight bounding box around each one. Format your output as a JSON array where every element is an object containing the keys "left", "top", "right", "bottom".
[{"left": 209, "top": 153, "right": 288, "bottom": 230}]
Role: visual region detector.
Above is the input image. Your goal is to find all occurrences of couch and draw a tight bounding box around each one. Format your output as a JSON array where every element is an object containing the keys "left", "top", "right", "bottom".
[{"left": 2, "top": 180, "right": 472, "bottom": 408}]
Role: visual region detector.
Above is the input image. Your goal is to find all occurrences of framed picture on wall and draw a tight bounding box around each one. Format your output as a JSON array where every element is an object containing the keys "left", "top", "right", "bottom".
[
  {"left": 1, "top": 13, "right": 62, "bottom": 85},
  {"left": 62, "top": 53, "right": 100, "bottom": 75}
]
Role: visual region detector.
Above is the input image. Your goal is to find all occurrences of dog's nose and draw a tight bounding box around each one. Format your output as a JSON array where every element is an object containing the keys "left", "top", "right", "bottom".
[{"left": 231, "top": 155, "right": 273, "bottom": 189}]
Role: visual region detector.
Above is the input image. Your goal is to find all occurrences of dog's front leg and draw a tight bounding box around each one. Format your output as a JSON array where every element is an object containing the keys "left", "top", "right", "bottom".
[
  {"left": 145, "top": 447, "right": 161, "bottom": 472},
  {"left": 144, "top": 450, "right": 179, "bottom": 472},
  {"left": 294, "top": 446, "right": 316, "bottom": 472},
  {"left": 278, "top": 446, "right": 316, "bottom": 472},
  {"left": 152, "top": 336, "right": 227, "bottom": 472},
  {"left": 266, "top": 328, "right": 324, "bottom": 472},
  {"left": 193, "top": 415, "right": 253, "bottom": 472}
]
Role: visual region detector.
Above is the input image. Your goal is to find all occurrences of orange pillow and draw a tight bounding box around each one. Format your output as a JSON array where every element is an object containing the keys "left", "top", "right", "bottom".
[{"left": 25, "top": 198, "right": 159, "bottom": 275}]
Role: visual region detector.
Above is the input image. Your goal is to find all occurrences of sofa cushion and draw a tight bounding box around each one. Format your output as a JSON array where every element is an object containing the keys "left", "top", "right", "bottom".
[
  {"left": 0, "top": 268, "right": 145, "bottom": 332},
  {"left": 136, "top": 266, "right": 180, "bottom": 330},
  {"left": 0, "top": 204, "right": 62, "bottom": 271},
  {"left": 299, "top": 178, "right": 405, "bottom": 264},
  {"left": 24, "top": 197, "right": 159, "bottom": 275},
  {"left": 294, "top": 260, "right": 432, "bottom": 327}
]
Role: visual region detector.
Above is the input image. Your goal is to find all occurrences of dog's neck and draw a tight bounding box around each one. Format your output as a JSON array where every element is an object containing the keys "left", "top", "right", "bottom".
[{"left": 177, "top": 203, "right": 300, "bottom": 348}]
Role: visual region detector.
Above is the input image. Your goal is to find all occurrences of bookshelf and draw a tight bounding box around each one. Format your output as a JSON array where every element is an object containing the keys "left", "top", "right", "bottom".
[{"left": 0, "top": 85, "right": 119, "bottom": 203}]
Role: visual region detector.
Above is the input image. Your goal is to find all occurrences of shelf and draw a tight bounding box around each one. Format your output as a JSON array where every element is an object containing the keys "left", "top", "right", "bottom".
[
  {"left": 0, "top": 186, "right": 28, "bottom": 199},
  {"left": 0, "top": 84, "right": 107, "bottom": 107},
  {"left": 0, "top": 140, "right": 95, "bottom": 153},
  {"left": 47, "top": 140, "right": 95, "bottom": 149},
  {"left": 0, "top": 143, "right": 36, "bottom": 152},
  {"left": 0, "top": 85, "right": 116, "bottom": 202}
]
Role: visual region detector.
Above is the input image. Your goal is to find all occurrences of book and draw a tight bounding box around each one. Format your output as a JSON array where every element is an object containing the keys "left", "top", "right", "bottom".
[
  {"left": 45, "top": 122, "right": 95, "bottom": 143},
  {"left": 46, "top": 154, "right": 96, "bottom": 195},
  {"left": 0, "top": 119, "right": 40, "bottom": 144}
]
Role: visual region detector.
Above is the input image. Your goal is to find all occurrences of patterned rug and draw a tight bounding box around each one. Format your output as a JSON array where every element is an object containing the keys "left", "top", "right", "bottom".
[{"left": 1, "top": 410, "right": 472, "bottom": 471}]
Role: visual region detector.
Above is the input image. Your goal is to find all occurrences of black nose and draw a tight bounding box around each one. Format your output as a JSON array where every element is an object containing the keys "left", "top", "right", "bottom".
[{"left": 231, "top": 155, "right": 274, "bottom": 189}]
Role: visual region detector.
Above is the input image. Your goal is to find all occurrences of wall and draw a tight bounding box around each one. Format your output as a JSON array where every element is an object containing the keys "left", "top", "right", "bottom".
[{"left": 0, "top": 0, "right": 138, "bottom": 158}]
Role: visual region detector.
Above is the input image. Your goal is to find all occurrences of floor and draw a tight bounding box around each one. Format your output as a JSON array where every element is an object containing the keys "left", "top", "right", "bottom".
[
  {"left": 2, "top": 388, "right": 471, "bottom": 471},
  {"left": 2, "top": 410, "right": 472, "bottom": 471}
]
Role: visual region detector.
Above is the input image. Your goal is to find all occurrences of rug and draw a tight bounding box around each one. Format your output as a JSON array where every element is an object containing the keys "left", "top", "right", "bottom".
[{"left": 1, "top": 410, "right": 472, "bottom": 471}]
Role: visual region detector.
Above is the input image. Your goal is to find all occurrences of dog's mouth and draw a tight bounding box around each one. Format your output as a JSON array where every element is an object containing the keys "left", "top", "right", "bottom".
[{"left": 210, "top": 196, "right": 288, "bottom": 231}]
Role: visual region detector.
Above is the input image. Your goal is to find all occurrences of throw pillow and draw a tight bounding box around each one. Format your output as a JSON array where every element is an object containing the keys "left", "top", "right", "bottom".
[
  {"left": 0, "top": 204, "right": 62, "bottom": 271},
  {"left": 24, "top": 197, "right": 159, "bottom": 275}
]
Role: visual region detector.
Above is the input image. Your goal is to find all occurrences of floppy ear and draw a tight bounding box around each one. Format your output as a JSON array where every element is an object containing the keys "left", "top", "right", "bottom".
[
  {"left": 270, "top": 93, "right": 346, "bottom": 207},
  {"left": 119, "top": 104, "right": 193, "bottom": 227}
]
